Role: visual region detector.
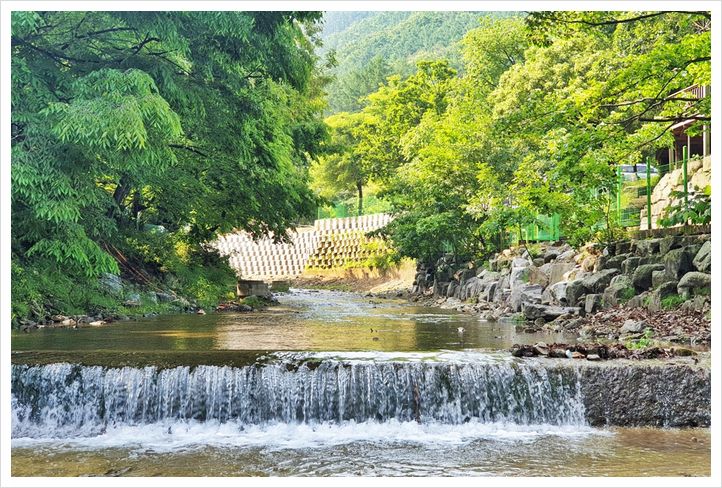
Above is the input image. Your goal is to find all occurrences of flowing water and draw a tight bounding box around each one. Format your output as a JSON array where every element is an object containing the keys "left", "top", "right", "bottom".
[{"left": 11, "top": 289, "right": 711, "bottom": 477}]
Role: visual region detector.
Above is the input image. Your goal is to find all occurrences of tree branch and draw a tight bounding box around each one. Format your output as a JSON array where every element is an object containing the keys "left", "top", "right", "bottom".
[{"left": 169, "top": 143, "right": 209, "bottom": 158}]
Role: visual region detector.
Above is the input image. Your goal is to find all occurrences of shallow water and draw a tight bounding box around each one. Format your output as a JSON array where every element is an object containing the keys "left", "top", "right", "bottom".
[
  {"left": 11, "top": 289, "right": 578, "bottom": 352},
  {"left": 12, "top": 426, "right": 710, "bottom": 477},
  {"left": 11, "top": 289, "right": 711, "bottom": 477}
]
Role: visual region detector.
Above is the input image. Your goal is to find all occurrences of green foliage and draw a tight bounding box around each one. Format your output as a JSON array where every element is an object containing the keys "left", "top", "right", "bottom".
[
  {"left": 659, "top": 185, "right": 711, "bottom": 227},
  {"left": 320, "top": 12, "right": 709, "bottom": 264},
  {"left": 12, "top": 12, "right": 326, "bottom": 317},
  {"left": 618, "top": 287, "right": 637, "bottom": 304},
  {"left": 626, "top": 328, "right": 654, "bottom": 350},
  {"left": 661, "top": 294, "right": 687, "bottom": 310},
  {"left": 321, "top": 12, "right": 488, "bottom": 114}
]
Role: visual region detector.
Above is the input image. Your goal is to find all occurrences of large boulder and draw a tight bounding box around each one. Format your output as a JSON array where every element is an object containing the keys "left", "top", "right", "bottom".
[
  {"left": 510, "top": 284, "right": 543, "bottom": 312},
  {"left": 543, "top": 248, "right": 561, "bottom": 263},
  {"left": 581, "top": 268, "right": 620, "bottom": 294},
  {"left": 446, "top": 281, "right": 458, "bottom": 298},
  {"left": 481, "top": 281, "right": 498, "bottom": 302},
  {"left": 677, "top": 272, "right": 711, "bottom": 298},
  {"left": 527, "top": 265, "right": 549, "bottom": 288},
  {"left": 543, "top": 281, "right": 569, "bottom": 305},
  {"left": 584, "top": 293, "right": 604, "bottom": 314},
  {"left": 459, "top": 277, "right": 485, "bottom": 301},
  {"left": 663, "top": 246, "right": 699, "bottom": 281},
  {"left": 433, "top": 280, "right": 450, "bottom": 297},
  {"left": 539, "top": 262, "right": 575, "bottom": 286},
  {"left": 659, "top": 235, "right": 684, "bottom": 256},
  {"left": 647, "top": 281, "right": 680, "bottom": 312},
  {"left": 632, "top": 263, "right": 665, "bottom": 291},
  {"left": 522, "top": 303, "right": 581, "bottom": 321},
  {"left": 602, "top": 275, "right": 634, "bottom": 308},
  {"left": 565, "top": 279, "right": 587, "bottom": 306},
  {"left": 99, "top": 273, "right": 123, "bottom": 296},
  {"left": 621, "top": 256, "right": 642, "bottom": 275},
  {"left": 509, "top": 266, "right": 530, "bottom": 289},
  {"left": 556, "top": 249, "right": 577, "bottom": 262},
  {"left": 493, "top": 275, "right": 510, "bottom": 303},
  {"left": 598, "top": 253, "right": 631, "bottom": 271},
  {"left": 693, "top": 241, "right": 711, "bottom": 273},
  {"left": 634, "top": 238, "right": 662, "bottom": 256}
]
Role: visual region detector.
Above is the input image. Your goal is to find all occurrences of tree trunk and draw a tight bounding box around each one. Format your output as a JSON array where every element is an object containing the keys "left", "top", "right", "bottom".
[
  {"left": 108, "top": 175, "right": 132, "bottom": 219},
  {"left": 357, "top": 181, "right": 363, "bottom": 217}
]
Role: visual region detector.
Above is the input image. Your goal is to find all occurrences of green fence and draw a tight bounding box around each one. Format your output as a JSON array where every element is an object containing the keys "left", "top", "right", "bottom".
[
  {"left": 508, "top": 213, "right": 561, "bottom": 245},
  {"left": 613, "top": 146, "right": 698, "bottom": 230}
]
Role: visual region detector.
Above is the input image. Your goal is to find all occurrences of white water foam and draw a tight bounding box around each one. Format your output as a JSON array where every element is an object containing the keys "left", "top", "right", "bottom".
[{"left": 12, "top": 419, "right": 610, "bottom": 452}]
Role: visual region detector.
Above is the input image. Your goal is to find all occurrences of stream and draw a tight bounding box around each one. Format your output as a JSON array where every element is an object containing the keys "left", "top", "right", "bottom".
[{"left": 11, "top": 289, "right": 710, "bottom": 477}]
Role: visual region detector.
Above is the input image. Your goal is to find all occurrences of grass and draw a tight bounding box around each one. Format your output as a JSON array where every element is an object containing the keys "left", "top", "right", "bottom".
[
  {"left": 661, "top": 294, "right": 686, "bottom": 310},
  {"left": 626, "top": 328, "right": 654, "bottom": 350},
  {"left": 618, "top": 286, "right": 636, "bottom": 304}
]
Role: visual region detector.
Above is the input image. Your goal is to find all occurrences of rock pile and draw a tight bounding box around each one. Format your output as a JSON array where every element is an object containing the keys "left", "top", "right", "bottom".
[{"left": 412, "top": 233, "right": 711, "bottom": 343}]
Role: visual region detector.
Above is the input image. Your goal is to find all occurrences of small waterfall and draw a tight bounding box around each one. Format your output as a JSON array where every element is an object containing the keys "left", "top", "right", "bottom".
[{"left": 11, "top": 359, "right": 586, "bottom": 438}]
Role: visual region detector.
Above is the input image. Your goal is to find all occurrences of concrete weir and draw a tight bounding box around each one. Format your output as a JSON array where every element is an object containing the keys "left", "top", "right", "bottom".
[
  {"left": 569, "top": 358, "right": 711, "bottom": 427},
  {"left": 11, "top": 354, "right": 710, "bottom": 429}
]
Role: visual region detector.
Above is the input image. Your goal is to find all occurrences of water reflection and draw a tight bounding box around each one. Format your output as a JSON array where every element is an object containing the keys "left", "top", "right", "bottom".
[{"left": 12, "top": 289, "right": 578, "bottom": 353}]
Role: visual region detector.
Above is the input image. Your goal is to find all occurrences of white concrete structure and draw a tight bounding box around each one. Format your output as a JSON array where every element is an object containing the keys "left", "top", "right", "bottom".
[{"left": 215, "top": 213, "right": 392, "bottom": 280}]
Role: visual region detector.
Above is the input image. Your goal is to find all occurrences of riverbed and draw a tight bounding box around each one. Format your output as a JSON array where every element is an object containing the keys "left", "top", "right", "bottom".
[{"left": 11, "top": 289, "right": 711, "bottom": 477}]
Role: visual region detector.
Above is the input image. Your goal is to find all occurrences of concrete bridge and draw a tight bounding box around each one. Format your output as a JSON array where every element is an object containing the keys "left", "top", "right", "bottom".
[{"left": 215, "top": 213, "right": 392, "bottom": 282}]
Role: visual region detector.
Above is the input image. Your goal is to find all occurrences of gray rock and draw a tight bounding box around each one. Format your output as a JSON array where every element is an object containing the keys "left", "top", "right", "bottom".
[
  {"left": 543, "top": 248, "right": 560, "bottom": 263},
  {"left": 99, "top": 273, "right": 123, "bottom": 295},
  {"left": 482, "top": 281, "right": 498, "bottom": 302},
  {"left": 512, "top": 257, "right": 531, "bottom": 268},
  {"left": 156, "top": 292, "right": 176, "bottom": 303},
  {"left": 651, "top": 270, "right": 668, "bottom": 289},
  {"left": 634, "top": 238, "right": 661, "bottom": 256},
  {"left": 625, "top": 291, "right": 650, "bottom": 309},
  {"left": 663, "top": 246, "right": 698, "bottom": 281},
  {"left": 621, "top": 256, "right": 642, "bottom": 275},
  {"left": 446, "top": 281, "right": 458, "bottom": 298},
  {"left": 523, "top": 303, "right": 581, "bottom": 321},
  {"left": 613, "top": 241, "right": 633, "bottom": 255},
  {"left": 509, "top": 266, "right": 530, "bottom": 288},
  {"left": 599, "top": 253, "right": 631, "bottom": 271},
  {"left": 620, "top": 319, "right": 645, "bottom": 335},
  {"left": 693, "top": 241, "right": 711, "bottom": 273},
  {"left": 547, "top": 281, "right": 569, "bottom": 305},
  {"left": 659, "top": 235, "right": 683, "bottom": 256},
  {"left": 539, "top": 262, "right": 575, "bottom": 286},
  {"left": 602, "top": 275, "right": 635, "bottom": 308},
  {"left": 565, "top": 279, "right": 587, "bottom": 306},
  {"left": 631, "top": 263, "right": 665, "bottom": 291},
  {"left": 647, "top": 281, "right": 681, "bottom": 312},
  {"left": 510, "top": 284, "right": 543, "bottom": 312},
  {"left": 556, "top": 249, "right": 577, "bottom": 262},
  {"left": 677, "top": 272, "right": 711, "bottom": 298},
  {"left": 581, "top": 268, "right": 620, "bottom": 294},
  {"left": 584, "top": 293, "right": 603, "bottom": 314},
  {"left": 527, "top": 265, "right": 549, "bottom": 288},
  {"left": 433, "top": 280, "right": 450, "bottom": 297}
]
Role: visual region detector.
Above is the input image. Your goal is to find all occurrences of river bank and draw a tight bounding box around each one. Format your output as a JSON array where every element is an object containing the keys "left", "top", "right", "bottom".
[{"left": 405, "top": 234, "right": 712, "bottom": 348}]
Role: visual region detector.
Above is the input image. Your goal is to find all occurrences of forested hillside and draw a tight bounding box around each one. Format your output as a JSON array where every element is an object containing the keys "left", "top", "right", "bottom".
[
  {"left": 320, "top": 11, "right": 487, "bottom": 114},
  {"left": 313, "top": 12, "right": 711, "bottom": 261}
]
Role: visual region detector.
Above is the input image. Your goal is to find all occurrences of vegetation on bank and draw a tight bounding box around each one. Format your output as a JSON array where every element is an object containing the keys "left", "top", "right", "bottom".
[
  {"left": 314, "top": 11, "right": 711, "bottom": 262},
  {"left": 10, "top": 11, "right": 711, "bottom": 322},
  {"left": 11, "top": 12, "right": 327, "bottom": 323}
]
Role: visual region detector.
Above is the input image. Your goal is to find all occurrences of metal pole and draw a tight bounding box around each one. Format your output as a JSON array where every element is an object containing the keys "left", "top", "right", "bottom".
[
  {"left": 616, "top": 164, "right": 622, "bottom": 225},
  {"left": 646, "top": 156, "right": 652, "bottom": 230},
  {"left": 682, "top": 146, "right": 689, "bottom": 219}
]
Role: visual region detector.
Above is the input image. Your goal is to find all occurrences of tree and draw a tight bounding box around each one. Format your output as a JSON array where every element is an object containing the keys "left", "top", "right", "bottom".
[
  {"left": 11, "top": 11, "right": 327, "bottom": 319},
  {"left": 311, "top": 112, "right": 374, "bottom": 216}
]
